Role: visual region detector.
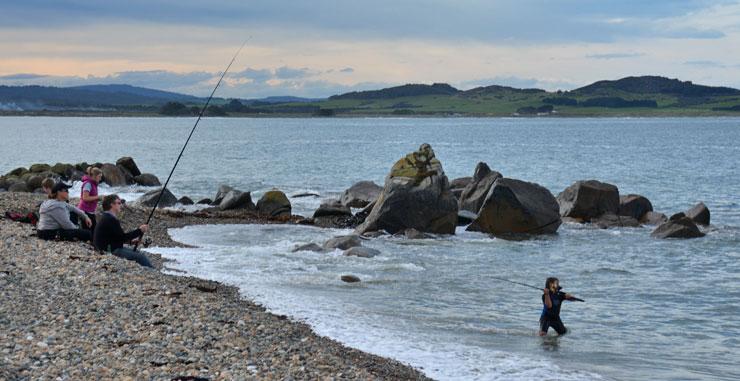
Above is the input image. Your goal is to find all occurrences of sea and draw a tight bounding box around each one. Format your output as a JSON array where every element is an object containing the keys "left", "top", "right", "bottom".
[{"left": 1, "top": 116, "right": 738, "bottom": 380}]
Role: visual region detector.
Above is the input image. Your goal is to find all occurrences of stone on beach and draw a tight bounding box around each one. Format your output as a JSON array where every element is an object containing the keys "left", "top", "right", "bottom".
[
  {"left": 177, "top": 196, "right": 194, "bottom": 205},
  {"left": 101, "top": 163, "right": 128, "bottom": 187},
  {"left": 29, "top": 163, "right": 51, "bottom": 173},
  {"left": 340, "top": 181, "right": 382, "bottom": 208},
  {"left": 212, "top": 185, "right": 234, "bottom": 205},
  {"left": 685, "top": 202, "right": 710, "bottom": 225},
  {"left": 356, "top": 144, "right": 458, "bottom": 235},
  {"left": 256, "top": 189, "right": 292, "bottom": 218},
  {"left": 557, "top": 180, "right": 620, "bottom": 221},
  {"left": 136, "top": 187, "right": 178, "bottom": 208},
  {"left": 468, "top": 177, "right": 561, "bottom": 235},
  {"left": 116, "top": 156, "right": 142, "bottom": 177},
  {"left": 458, "top": 162, "right": 503, "bottom": 214}
]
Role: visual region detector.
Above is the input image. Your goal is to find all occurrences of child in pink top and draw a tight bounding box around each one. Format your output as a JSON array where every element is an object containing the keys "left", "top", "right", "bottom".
[{"left": 78, "top": 167, "right": 103, "bottom": 232}]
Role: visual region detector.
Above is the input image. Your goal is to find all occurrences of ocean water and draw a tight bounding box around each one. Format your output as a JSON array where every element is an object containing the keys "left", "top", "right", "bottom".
[{"left": 1, "top": 117, "right": 739, "bottom": 380}]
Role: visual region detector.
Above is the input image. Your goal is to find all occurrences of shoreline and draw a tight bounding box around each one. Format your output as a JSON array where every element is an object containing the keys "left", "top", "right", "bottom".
[
  {"left": 0, "top": 192, "right": 430, "bottom": 380},
  {"left": 3, "top": 112, "right": 740, "bottom": 118}
]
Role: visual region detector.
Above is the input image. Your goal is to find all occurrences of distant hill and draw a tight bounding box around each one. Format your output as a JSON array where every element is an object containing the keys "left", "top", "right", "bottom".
[
  {"left": 461, "top": 84, "right": 546, "bottom": 97},
  {"left": 247, "top": 96, "right": 324, "bottom": 104},
  {"left": 70, "top": 84, "right": 201, "bottom": 102},
  {"left": 571, "top": 76, "right": 740, "bottom": 97},
  {"left": 330, "top": 83, "right": 460, "bottom": 100}
]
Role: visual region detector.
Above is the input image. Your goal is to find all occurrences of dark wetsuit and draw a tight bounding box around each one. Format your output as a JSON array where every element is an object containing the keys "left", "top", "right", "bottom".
[{"left": 540, "top": 290, "right": 568, "bottom": 335}]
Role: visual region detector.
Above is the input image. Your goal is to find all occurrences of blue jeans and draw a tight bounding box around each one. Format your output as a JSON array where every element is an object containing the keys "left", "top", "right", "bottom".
[{"left": 112, "top": 248, "right": 153, "bottom": 268}]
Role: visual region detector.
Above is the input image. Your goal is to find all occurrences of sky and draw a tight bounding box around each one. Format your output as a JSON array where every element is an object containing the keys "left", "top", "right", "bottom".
[{"left": 1, "top": 0, "right": 740, "bottom": 98}]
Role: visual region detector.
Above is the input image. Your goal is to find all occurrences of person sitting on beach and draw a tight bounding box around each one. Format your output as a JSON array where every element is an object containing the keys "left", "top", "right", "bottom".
[
  {"left": 93, "top": 194, "right": 152, "bottom": 268},
  {"left": 37, "top": 182, "right": 92, "bottom": 241},
  {"left": 539, "top": 277, "right": 578, "bottom": 336},
  {"left": 78, "top": 167, "right": 103, "bottom": 233}
]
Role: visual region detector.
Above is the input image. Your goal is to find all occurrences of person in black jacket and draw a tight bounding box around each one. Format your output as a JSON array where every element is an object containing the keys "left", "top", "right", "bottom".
[
  {"left": 93, "top": 194, "right": 152, "bottom": 268},
  {"left": 539, "top": 277, "right": 579, "bottom": 336}
]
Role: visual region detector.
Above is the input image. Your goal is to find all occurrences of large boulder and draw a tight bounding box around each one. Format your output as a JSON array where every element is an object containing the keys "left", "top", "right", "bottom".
[
  {"left": 450, "top": 176, "right": 472, "bottom": 199},
  {"left": 178, "top": 196, "right": 194, "bottom": 205},
  {"left": 458, "top": 162, "right": 503, "bottom": 214},
  {"left": 29, "top": 163, "right": 51, "bottom": 173},
  {"left": 212, "top": 185, "right": 234, "bottom": 205},
  {"left": 312, "top": 199, "right": 355, "bottom": 228},
  {"left": 25, "top": 174, "right": 46, "bottom": 191},
  {"left": 685, "top": 202, "right": 710, "bottom": 226},
  {"left": 468, "top": 178, "right": 561, "bottom": 235},
  {"left": 651, "top": 216, "right": 705, "bottom": 239},
  {"left": 8, "top": 182, "right": 28, "bottom": 192},
  {"left": 101, "top": 163, "right": 128, "bottom": 187},
  {"left": 8, "top": 167, "right": 27, "bottom": 177},
  {"left": 133, "top": 173, "right": 161, "bottom": 186},
  {"left": 219, "top": 190, "right": 255, "bottom": 211},
  {"left": 50, "top": 163, "right": 74, "bottom": 178},
  {"left": 340, "top": 181, "right": 382, "bottom": 208},
  {"left": 116, "top": 157, "right": 141, "bottom": 177},
  {"left": 136, "top": 187, "right": 178, "bottom": 208},
  {"left": 618, "top": 194, "right": 653, "bottom": 220},
  {"left": 557, "top": 180, "right": 620, "bottom": 221},
  {"left": 356, "top": 144, "right": 458, "bottom": 235},
  {"left": 256, "top": 189, "right": 292, "bottom": 218}
]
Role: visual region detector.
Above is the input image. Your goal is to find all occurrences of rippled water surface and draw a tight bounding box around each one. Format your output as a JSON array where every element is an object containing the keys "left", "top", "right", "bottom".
[{"left": 2, "top": 117, "right": 739, "bottom": 380}]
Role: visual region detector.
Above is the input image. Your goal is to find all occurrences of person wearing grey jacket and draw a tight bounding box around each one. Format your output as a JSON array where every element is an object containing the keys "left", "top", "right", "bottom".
[{"left": 37, "top": 182, "right": 92, "bottom": 242}]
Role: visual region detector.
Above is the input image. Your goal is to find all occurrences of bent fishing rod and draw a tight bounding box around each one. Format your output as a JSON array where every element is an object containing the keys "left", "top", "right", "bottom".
[
  {"left": 490, "top": 276, "right": 585, "bottom": 302},
  {"left": 134, "top": 41, "right": 248, "bottom": 251}
]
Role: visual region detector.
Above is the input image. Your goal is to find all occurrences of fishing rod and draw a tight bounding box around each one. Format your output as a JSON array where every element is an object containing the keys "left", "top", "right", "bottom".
[
  {"left": 490, "top": 276, "right": 585, "bottom": 302},
  {"left": 134, "top": 40, "right": 248, "bottom": 251}
]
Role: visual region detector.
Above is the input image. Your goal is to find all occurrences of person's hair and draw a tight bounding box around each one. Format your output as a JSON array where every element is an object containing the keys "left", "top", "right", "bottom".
[
  {"left": 102, "top": 194, "right": 120, "bottom": 211},
  {"left": 545, "top": 277, "right": 559, "bottom": 289},
  {"left": 89, "top": 167, "right": 103, "bottom": 178},
  {"left": 41, "top": 178, "right": 55, "bottom": 190}
]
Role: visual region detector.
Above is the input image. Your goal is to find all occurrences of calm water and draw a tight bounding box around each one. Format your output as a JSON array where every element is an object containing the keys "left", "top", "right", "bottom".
[{"left": 1, "top": 117, "right": 739, "bottom": 380}]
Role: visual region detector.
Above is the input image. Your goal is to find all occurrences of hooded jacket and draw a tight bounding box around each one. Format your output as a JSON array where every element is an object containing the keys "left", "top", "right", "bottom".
[{"left": 37, "top": 199, "right": 87, "bottom": 230}]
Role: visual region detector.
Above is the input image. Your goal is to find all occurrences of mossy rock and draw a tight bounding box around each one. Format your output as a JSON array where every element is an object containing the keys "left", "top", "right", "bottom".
[
  {"left": 29, "top": 163, "right": 51, "bottom": 173},
  {"left": 8, "top": 167, "right": 27, "bottom": 177},
  {"left": 51, "top": 163, "right": 74, "bottom": 176},
  {"left": 75, "top": 162, "right": 89, "bottom": 172},
  {"left": 8, "top": 182, "right": 28, "bottom": 192},
  {"left": 257, "top": 189, "right": 292, "bottom": 217},
  {"left": 389, "top": 143, "right": 442, "bottom": 183}
]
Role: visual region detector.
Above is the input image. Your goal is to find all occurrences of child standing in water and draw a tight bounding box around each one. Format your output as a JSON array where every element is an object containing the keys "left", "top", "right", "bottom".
[
  {"left": 539, "top": 277, "right": 578, "bottom": 336},
  {"left": 78, "top": 167, "right": 103, "bottom": 232}
]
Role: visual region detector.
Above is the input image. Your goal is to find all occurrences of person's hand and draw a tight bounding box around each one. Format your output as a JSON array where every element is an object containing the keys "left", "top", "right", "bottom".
[
  {"left": 139, "top": 224, "right": 149, "bottom": 233},
  {"left": 131, "top": 238, "right": 140, "bottom": 245},
  {"left": 84, "top": 217, "right": 92, "bottom": 228},
  {"left": 543, "top": 288, "right": 549, "bottom": 294}
]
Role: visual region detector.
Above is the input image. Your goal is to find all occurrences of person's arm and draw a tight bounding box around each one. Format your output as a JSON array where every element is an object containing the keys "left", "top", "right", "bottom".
[
  {"left": 81, "top": 190, "right": 100, "bottom": 202},
  {"left": 67, "top": 204, "right": 92, "bottom": 227},
  {"left": 543, "top": 289, "right": 552, "bottom": 309}
]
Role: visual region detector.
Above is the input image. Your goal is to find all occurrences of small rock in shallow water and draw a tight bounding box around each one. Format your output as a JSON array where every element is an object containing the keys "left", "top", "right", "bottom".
[{"left": 341, "top": 275, "right": 361, "bottom": 283}]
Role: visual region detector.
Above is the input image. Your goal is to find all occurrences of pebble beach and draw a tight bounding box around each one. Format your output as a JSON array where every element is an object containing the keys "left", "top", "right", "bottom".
[{"left": 0, "top": 192, "right": 429, "bottom": 380}]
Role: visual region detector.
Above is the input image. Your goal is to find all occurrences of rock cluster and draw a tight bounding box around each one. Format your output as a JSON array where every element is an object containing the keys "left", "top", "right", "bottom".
[{"left": 0, "top": 157, "right": 160, "bottom": 193}]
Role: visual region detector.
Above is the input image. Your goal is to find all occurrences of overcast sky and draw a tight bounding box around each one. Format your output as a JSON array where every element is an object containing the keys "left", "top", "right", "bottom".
[{"left": 2, "top": 0, "right": 740, "bottom": 98}]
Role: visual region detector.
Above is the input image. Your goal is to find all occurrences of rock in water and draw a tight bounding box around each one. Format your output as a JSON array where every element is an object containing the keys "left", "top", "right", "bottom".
[
  {"left": 340, "top": 181, "right": 382, "bottom": 208},
  {"left": 100, "top": 163, "right": 127, "bottom": 187},
  {"left": 640, "top": 211, "right": 668, "bottom": 225},
  {"left": 196, "top": 198, "right": 212, "bottom": 205},
  {"left": 178, "top": 196, "right": 194, "bottom": 205},
  {"left": 324, "top": 235, "right": 362, "bottom": 250},
  {"left": 212, "top": 185, "right": 234, "bottom": 205},
  {"left": 343, "top": 247, "right": 380, "bottom": 258},
  {"left": 256, "top": 189, "right": 292, "bottom": 218},
  {"left": 133, "top": 173, "right": 161, "bottom": 186},
  {"left": 312, "top": 199, "right": 354, "bottom": 228},
  {"left": 356, "top": 144, "right": 458, "bottom": 235},
  {"left": 29, "top": 163, "right": 51, "bottom": 173},
  {"left": 457, "top": 210, "right": 478, "bottom": 226},
  {"left": 458, "top": 162, "right": 503, "bottom": 214},
  {"left": 685, "top": 202, "right": 710, "bottom": 226},
  {"left": 592, "top": 213, "right": 640, "bottom": 229},
  {"left": 341, "top": 275, "right": 361, "bottom": 283},
  {"left": 137, "top": 188, "right": 178, "bottom": 208},
  {"left": 50, "top": 163, "right": 74, "bottom": 177},
  {"left": 557, "top": 180, "right": 619, "bottom": 221},
  {"left": 618, "top": 194, "right": 653, "bottom": 220},
  {"left": 651, "top": 216, "right": 705, "bottom": 239},
  {"left": 291, "top": 243, "right": 325, "bottom": 253},
  {"left": 218, "top": 190, "right": 255, "bottom": 211},
  {"left": 468, "top": 178, "right": 561, "bottom": 235},
  {"left": 115, "top": 157, "right": 142, "bottom": 177}
]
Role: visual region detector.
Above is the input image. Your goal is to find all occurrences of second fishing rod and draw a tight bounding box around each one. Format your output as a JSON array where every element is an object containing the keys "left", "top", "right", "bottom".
[{"left": 490, "top": 276, "right": 585, "bottom": 302}]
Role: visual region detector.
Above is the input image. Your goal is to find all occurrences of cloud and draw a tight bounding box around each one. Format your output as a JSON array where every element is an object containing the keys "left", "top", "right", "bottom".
[
  {"left": 586, "top": 52, "right": 646, "bottom": 60},
  {"left": 0, "top": 73, "right": 49, "bottom": 80},
  {"left": 340, "top": 67, "right": 354, "bottom": 73}
]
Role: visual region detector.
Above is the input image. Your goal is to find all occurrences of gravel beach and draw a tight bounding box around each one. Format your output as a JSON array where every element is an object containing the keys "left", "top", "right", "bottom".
[{"left": 0, "top": 192, "right": 430, "bottom": 380}]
